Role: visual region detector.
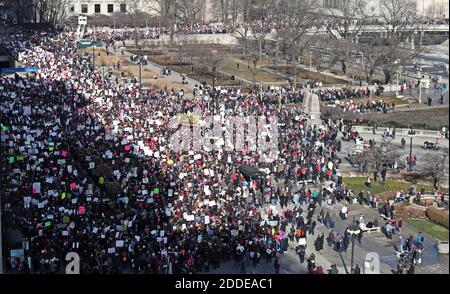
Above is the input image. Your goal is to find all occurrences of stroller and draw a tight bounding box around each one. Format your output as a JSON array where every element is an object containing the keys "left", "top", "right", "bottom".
[{"left": 395, "top": 250, "right": 415, "bottom": 269}]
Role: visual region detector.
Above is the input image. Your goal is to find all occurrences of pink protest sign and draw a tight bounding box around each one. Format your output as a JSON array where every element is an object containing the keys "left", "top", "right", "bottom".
[
  {"left": 61, "top": 150, "right": 68, "bottom": 157},
  {"left": 78, "top": 206, "right": 86, "bottom": 215},
  {"left": 70, "top": 182, "right": 77, "bottom": 190},
  {"left": 124, "top": 145, "right": 131, "bottom": 151}
]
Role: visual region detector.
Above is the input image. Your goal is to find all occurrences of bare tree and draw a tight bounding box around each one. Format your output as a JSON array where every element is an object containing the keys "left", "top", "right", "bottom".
[
  {"left": 178, "top": 0, "right": 206, "bottom": 26},
  {"left": 278, "top": 0, "right": 322, "bottom": 90},
  {"left": 233, "top": 0, "right": 256, "bottom": 55},
  {"left": 373, "top": 0, "right": 426, "bottom": 84},
  {"left": 359, "top": 42, "right": 383, "bottom": 83},
  {"left": 121, "top": 0, "right": 152, "bottom": 47},
  {"left": 149, "top": 0, "right": 179, "bottom": 47},
  {"left": 421, "top": 154, "right": 449, "bottom": 190},
  {"left": 270, "top": 0, "right": 286, "bottom": 66},
  {"left": 246, "top": 52, "right": 259, "bottom": 85},
  {"left": 363, "top": 141, "right": 400, "bottom": 183},
  {"left": 211, "top": 0, "right": 239, "bottom": 24},
  {"left": 310, "top": 36, "right": 340, "bottom": 84},
  {"left": 28, "top": 0, "right": 69, "bottom": 26},
  {"left": 322, "top": 0, "right": 366, "bottom": 78},
  {"left": 250, "top": 0, "right": 276, "bottom": 61}
]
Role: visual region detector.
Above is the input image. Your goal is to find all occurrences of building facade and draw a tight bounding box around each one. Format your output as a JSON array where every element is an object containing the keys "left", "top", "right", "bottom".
[
  {"left": 322, "top": 0, "right": 449, "bottom": 19},
  {"left": 67, "top": 0, "right": 215, "bottom": 22},
  {"left": 416, "top": 0, "right": 449, "bottom": 19},
  {"left": 68, "top": 0, "right": 143, "bottom": 15}
]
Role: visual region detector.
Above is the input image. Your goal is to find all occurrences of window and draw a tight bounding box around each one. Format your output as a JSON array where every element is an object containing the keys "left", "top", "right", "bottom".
[
  {"left": 108, "top": 4, "right": 114, "bottom": 13},
  {"left": 95, "top": 4, "right": 101, "bottom": 13},
  {"left": 70, "top": 5, "right": 74, "bottom": 12},
  {"left": 81, "top": 4, "right": 88, "bottom": 14},
  {"left": 120, "top": 3, "right": 127, "bottom": 13}
]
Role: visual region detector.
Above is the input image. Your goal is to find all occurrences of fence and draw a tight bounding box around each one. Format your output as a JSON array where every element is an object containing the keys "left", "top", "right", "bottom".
[{"left": 352, "top": 125, "right": 442, "bottom": 138}]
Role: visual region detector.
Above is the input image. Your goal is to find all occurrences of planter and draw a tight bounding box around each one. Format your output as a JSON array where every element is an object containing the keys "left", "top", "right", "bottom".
[{"left": 437, "top": 241, "right": 449, "bottom": 254}]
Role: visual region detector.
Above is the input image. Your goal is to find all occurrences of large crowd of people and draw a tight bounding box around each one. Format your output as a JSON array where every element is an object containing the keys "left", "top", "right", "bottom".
[
  {"left": 81, "top": 22, "right": 234, "bottom": 43},
  {"left": 0, "top": 27, "right": 441, "bottom": 275},
  {"left": 316, "top": 86, "right": 385, "bottom": 102},
  {"left": 1, "top": 29, "right": 348, "bottom": 274}
]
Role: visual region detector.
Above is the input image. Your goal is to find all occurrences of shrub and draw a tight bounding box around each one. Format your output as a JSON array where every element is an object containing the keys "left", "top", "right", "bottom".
[{"left": 426, "top": 207, "right": 449, "bottom": 229}]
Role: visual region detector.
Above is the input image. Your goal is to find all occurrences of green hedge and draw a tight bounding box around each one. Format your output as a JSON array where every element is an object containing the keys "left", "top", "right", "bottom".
[{"left": 426, "top": 207, "right": 449, "bottom": 229}]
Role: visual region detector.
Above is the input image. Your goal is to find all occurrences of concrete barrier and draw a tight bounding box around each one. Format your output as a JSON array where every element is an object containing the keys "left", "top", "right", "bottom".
[
  {"left": 352, "top": 125, "right": 442, "bottom": 138},
  {"left": 438, "top": 241, "right": 449, "bottom": 254}
]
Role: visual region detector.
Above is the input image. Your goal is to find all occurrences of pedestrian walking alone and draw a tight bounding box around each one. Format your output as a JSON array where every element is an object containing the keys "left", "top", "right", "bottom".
[{"left": 274, "top": 256, "right": 280, "bottom": 274}]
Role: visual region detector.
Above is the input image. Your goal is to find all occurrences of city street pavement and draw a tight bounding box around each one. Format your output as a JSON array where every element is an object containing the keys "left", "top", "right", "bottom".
[
  {"left": 207, "top": 195, "right": 449, "bottom": 275},
  {"left": 395, "top": 88, "right": 449, "bottom": 110},
  {"left": 337, "top": 132, "right": 449, "bottom": 183},
  {"left": 105, "top": 43, "right": 448, "bottom": 274},
  {"left": 109, "top": 45, "right": 198, "bottom": 95}
]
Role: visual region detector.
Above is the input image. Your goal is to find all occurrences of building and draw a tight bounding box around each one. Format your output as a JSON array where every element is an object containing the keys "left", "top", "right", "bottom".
[
  {"left": 417, "top": 0, "right": 449, "bottom": 19},
  {"left": 68, "top": 0, "right": 135, "bottom": 15},
  {"left": 67, "top": 0, "right": 215, "bottom": 22},
  {"left": 322, "top": 0, "right": 449, "bottom": 19},
  {"left": 0, "top": 0, "right": 34, "bottom": 24}
]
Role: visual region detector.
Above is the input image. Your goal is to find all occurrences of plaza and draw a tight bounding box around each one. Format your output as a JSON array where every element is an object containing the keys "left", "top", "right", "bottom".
[{"left": 0, "top": 0, "right": 449, "bottom": 276}]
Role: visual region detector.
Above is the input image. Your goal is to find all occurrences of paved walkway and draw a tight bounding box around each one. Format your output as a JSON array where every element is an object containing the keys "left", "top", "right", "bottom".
[
  {"left": 111, "top": 46, "right": 198, "bottom": 95},
  {"left": 207, "top": 192, "right": 449, "bottom": 275}
]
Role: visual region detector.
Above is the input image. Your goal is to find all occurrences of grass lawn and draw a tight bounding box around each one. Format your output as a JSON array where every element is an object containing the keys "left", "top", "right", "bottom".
[
  {"left": 265, "top": 65, "right": 349, "bottom": 85},
  {"left": 343, "top": 177, "right": 441, "bottom": 196},
  {"left": 217, "top": 59, "right": 287, "bottom": 83},
  {"left": 80, "top": 48, "right": 190, "bottom": 92},
  {"left": 172, "top": 65, "right": 242, "bottom": 87},
  {"left": 361, "top": 107, "right": 449, "bottom": 130},
  {"left": 406, "top": 219, "right": 449, "bottom": 241}
]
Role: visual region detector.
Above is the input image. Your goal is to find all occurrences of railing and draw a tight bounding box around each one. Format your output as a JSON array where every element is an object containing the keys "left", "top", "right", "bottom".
[{"left": 352, "top": 125, "right": 442, "bottom": 138}]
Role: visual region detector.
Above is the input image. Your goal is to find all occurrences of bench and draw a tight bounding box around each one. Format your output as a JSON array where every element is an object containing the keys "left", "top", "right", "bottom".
[
  {"left": 297, "top": 179, "right": 314, "bottom": 185},
  {"left": 362, "top": 227, "right": 381, "bottom": 233}
]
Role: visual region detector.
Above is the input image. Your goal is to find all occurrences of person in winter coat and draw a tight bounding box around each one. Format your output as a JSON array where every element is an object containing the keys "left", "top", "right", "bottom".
[
  {"left": 407, "top": 263, "right": 415, "bottom": 274},
  {"left": 274, "top": 256, "right": 281, "bottom": 274},
  {"left": 298, "top": 246, "right": 306, "bottom": 263},
  {"left": 314, "top": 233, "right": 324, "bottom": 251},
  {"left": 353, "top": 264, "right": 361, "bottom": 274},
  {"left": 306, "top": 253, "right": 316, "bottom": 273},
  {"left": 324, "top": 212, "right": 332, "bottom": 228},
  {"left": 328, "top": 264, "right": 339, "bottom": 274}
]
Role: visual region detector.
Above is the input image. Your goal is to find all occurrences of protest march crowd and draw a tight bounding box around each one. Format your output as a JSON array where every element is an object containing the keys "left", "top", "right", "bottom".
[
  {"left": 82, "top": 22, "right": 234, "bottom": 42},
  {"left": 317, "top": 85, "right": 385, "bottom": 102},
  {"left": 317, "top": 86, "right": 394, "bottom": 114},
  {"left": 0, "top": 28, "right": 429, "bottom": 275}
]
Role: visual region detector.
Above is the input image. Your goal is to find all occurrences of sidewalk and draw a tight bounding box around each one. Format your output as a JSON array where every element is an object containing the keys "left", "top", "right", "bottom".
[
  {"left": 353, "top": 127, "right": 449, "bottom": 148},
  {"left": 111, "top": 47, "right": 198, "bottom": 96}
]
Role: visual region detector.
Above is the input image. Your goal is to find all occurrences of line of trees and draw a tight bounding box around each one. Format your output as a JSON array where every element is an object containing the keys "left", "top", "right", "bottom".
[
  {"left": 13, "top": 0, "right": 430, "bottom": 84},
  {"left": 11, "top": 0, "right": 69, "bottom": 26},
  {"left": 213, "top": 0, "right": 428, "bottom": 84}
]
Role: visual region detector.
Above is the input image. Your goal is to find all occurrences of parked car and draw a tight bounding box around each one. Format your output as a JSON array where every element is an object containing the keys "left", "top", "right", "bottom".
[{"left": 422, "top": 141, "right": 440, "bottom": 150}]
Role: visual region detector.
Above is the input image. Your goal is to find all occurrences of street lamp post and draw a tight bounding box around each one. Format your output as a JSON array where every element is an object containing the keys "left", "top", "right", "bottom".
[
  {"left": 101, "top": 63, "right": 106, "bottom": 82},
  {"left": 419, "top": 79, "right": 422, "bottom": 104},
  {"left": 92, "top": 43, "right": 95, "bottom": 68},
  {"left": 348, "top": 217, "right": 361, "bottom": 274},
  {"left": 394, "top": 60, "right": 400, "bottom": 96},
  {"left": 309, "top": 52, "right": 312, "bottom": 78},
  {"left": 136, "top": 47, "right": 147, "bottom": 100},
  {"left": 408, "top": 130, "right": 416, "bottom": 170},
  {"left": 212, "top": 66, "right": 216, "bottom": 90}
]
